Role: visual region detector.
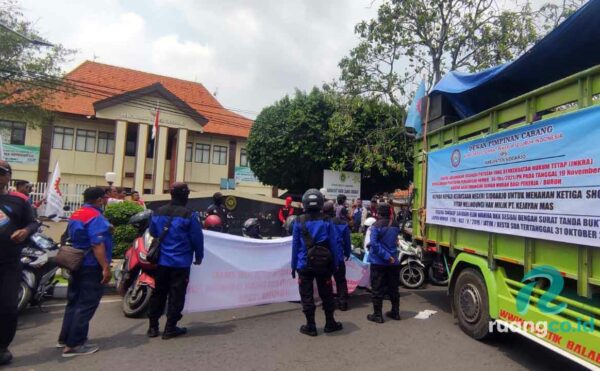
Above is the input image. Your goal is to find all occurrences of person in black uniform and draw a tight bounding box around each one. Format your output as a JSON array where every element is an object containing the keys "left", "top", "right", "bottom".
[
  {"left": 0, "top": 160, "right": 38, "bottom": 365},
  {"left": 291, "top": 189, "right": 343, "bottom": 336},
  {"left": 206, "top": 192, "right": 229, "bottom": 232}
]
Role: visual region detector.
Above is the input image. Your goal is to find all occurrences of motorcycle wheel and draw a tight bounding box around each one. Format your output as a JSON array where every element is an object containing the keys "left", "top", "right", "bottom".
[
  {"left": 428, "top": 265, "right": 449, "bottom": 286},
  {"left": 17, "top": 282, "right": 32, "bottom": 313},
  {"left": 122, "top": 285, "right": 153, "bottom": 318},
  {"left": 400, "top": 264, "right": 426, "bottom": 289}
]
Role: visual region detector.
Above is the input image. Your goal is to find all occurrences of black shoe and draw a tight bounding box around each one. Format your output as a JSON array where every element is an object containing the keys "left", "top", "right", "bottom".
[
  {"left": 147, "top": 327, "right": 160, "bottom": 338},
  {"left": 162, "top": 326, "right": 187, "bottom": 340},
  {"left": 367, "top": 313, "right": 384, "bottom": 324},
  {"left": 324, "top": 321, "right": 343, "bottom": 333},
  {"left": 385, "top": 311, "right": 401, "bottom": 320},
  {"left": 299, "top": 324, "right": 318, "bottom": 337},
  {"left": 0, "top": 349, "right": 13, "bottom": 366},
  {"left": 338, "top": 301, "right": 348, "bottom": 311}
]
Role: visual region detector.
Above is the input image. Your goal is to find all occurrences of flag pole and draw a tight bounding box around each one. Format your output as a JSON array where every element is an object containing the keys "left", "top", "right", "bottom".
[
  {"left": 152, "top": 101, "right": 160, "bottom": 194},
  {"left": 419, "top": 95, "right": 431, "bottom": 245}
]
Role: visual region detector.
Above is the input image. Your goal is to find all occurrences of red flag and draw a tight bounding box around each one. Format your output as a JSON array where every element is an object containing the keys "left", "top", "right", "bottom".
[{"left": 152, "top": 105, "right": 160, "bottom": 140}]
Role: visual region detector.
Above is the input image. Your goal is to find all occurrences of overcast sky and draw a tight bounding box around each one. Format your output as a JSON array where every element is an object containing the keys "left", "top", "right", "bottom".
[{"left": 20, "top": 0, "right": 378, "bottom": 118}]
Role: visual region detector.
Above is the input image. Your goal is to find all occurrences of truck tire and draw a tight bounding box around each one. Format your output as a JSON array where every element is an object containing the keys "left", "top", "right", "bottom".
[{"left": 453, "top": 268, "right": 492, "bottom": 340}]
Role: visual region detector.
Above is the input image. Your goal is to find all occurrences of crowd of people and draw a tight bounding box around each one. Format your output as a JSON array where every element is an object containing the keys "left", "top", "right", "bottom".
[{"left": 0, "top": 157, "right": 405, "bottom": 365}]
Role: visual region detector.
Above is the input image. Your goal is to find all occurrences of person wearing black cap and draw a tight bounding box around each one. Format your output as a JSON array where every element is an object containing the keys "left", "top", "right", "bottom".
[
  {"left": 58, "top": 186, "right": 113, "bottom": 357},
  {"left": 0, "top": 161, "right": 38, "bottom": 365},
  {"left": 291, "top": 189, "right": 343, "bottom": 336},
  {"left": 366, "top": 202, "right": 402, "bottom": 323},
  {"left": 207, "top": 192, "right": 229, "bottom": 232},
  {"left": 147, "top": 182, "right": 204, "bottom": 339}
]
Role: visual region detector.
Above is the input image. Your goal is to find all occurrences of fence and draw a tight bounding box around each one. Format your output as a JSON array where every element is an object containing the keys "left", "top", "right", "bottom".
[{"left": 8, "top": 181, "right": 88, "bottom": 216}]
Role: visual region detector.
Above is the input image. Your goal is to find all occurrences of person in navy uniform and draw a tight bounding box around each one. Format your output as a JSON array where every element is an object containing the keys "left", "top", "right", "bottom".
[
  {"left": 323, "top": 201, "right": 351, "bottom": 311},
  {"left": 147, "top": 182, "right": 204, "bottom": 339},
  {"left": 367, "top": 202, "right": 402, "bottom": 323},
  {"left": 58, "top": 187, "right": 113, "bottom": 357},
  {"left": 291, "top": 189, "right": 343, "bottom": 336}
]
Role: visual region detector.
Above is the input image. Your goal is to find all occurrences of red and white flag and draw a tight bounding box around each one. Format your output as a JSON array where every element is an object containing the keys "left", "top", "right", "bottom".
[{"left": 152, "top": 103, "right": 160, "bottom": 140}]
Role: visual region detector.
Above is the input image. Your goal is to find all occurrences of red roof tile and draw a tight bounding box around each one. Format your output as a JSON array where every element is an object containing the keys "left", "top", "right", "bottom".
[{"left": 46, "top": 61, "right": 253, "bottom": 138}]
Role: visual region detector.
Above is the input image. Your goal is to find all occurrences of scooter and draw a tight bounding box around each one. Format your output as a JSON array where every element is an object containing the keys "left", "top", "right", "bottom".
[
  {"left": 421, "top": 245, "right": 450, "bottom": 286},
  {"left": 17, "top": 219, "right": 60, "bottom": 312},
  {"left": 398, "top": 238, "right": 426, "bottom": 289},
  {"left": 115, "top": 210, "right": 156, "bottom": 318}
]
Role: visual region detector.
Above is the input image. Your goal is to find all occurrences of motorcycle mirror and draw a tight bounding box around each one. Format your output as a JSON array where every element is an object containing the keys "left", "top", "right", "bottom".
[
  {"left": 63, "top": 206, "right": 71, "bottom": 211},
  {"left": 46, "top": 214, "right": 57, "bottom": 219}
]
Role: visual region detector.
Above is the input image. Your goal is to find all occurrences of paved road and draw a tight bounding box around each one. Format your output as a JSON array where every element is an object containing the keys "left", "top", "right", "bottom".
[{"left": 6, "top": 286, "right": 586, "bottom": 371}]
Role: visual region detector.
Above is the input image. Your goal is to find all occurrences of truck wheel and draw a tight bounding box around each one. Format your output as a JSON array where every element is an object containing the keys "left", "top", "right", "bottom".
[{"left": 454, "top": 268, "right": 492, "bottom": 340}]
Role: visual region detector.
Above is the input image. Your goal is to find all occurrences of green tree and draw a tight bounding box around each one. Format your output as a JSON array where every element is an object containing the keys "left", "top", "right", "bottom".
[
  {"left": 339, "top": 0, "right": 584, "bottom": 105},
  {"left": 0, "top": 0, "right": 73, "bottom": 124},
  {"left": 247, "top": 88, "right": 411, "bottom": 194}
]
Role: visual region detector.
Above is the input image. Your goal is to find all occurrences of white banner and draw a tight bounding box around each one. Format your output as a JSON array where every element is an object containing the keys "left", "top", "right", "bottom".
[
  {"left": 45, "top": 162, "right": 64, "bottom": 220},
  {"left": 184, "top": 231, "right": 370, "bottom": 313}
]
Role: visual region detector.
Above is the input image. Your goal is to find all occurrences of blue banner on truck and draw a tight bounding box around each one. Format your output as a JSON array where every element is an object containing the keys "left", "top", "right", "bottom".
[{"left": 427, "top": 105, "right": 600, "bottom": 247}]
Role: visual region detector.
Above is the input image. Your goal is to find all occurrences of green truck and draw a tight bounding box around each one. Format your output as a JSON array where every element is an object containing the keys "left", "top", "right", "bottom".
[{"left": 411, "top": 2, "right": 600, "bottom": 368}]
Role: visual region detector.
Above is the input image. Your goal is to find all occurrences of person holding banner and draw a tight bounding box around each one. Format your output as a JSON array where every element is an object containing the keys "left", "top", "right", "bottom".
[
  {"left": 292, "top": 189, "right": 343, "bottom": 336},
  {"left": 147, "top": 182, "right": 204, "bottom": 340},
  {"left": 366, "top": 203, "right": 402, "bottom": 323},
  {"left": 0, "top": 161, "right": 38, "bottom": 366}
]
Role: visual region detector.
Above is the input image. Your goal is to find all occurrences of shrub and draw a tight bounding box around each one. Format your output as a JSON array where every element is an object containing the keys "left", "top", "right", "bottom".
[
  {"left": 112, "top": 224, "right": 138, "bottom": 259},
  {"left": 351, "top": 233, "right": 364, "bottom": 249},
  {"left": 104, "top": 201, "right": 144, "bottom": 226}
]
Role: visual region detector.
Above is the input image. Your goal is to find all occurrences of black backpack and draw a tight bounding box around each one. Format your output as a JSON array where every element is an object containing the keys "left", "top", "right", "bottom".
[{"left": 300, "top": 216, "right": 333, "bottom": 275}]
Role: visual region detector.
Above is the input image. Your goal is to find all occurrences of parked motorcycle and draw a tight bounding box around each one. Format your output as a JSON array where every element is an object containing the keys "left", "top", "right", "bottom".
[
  {"left": 17, "top": 219, "right": 60, "bottom": 312},
  {"left": 115, "top": 210, "right": 156, "bottom": 318},
  {"left": 398, "top": 238, "right": 426, "bottom": 289},
  {"left": 421, "top": 245, "right": 450, "bottom": 286}
]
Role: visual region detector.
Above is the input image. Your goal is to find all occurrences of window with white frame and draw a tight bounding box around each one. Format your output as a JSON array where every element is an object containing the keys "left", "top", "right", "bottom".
[
  {"left": 52, "top": 126, "right": 74, "bottom": 150},
  {"left": 213, "top": 145, "right": 227, "bottom": 165},
  {"left": 185, "top": 142, "right": 193, "bottom": 162},
  {"left": 75, "top": 129, "right": 96, "bottom": 152},
  {"left": 195, "top": 143, "right": 210, "bottom": 163},
  {"left": 240, "top": 148, "right": 248, "bottom": 167},
  {"left": 0, "top": 121, "right": 26, "bottom": 145},
  {"left": 97, "top": 131, "right": 115, "bottom": 154}
]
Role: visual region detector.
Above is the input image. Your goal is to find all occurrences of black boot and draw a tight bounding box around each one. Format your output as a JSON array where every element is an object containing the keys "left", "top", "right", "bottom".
[
  {"left": 0, "top": 348, "right": 13, "bottom": 366},
  {"left": 385, "top": 299, "right": 401, "bottom": 321},
  {"left": 147, "top": 319, "right": 160, "bottom": 338},
  {"left": 324, "top": 312, "right": 343, "bottom": 333},
  {"left": 367, "top": 301, "right": 384, "bottom": 324},
  {"left": 162, "top": 326, "right": 187, "bottom": 340},
  {"left": 300, "top": 312, "right": 317, "bottom": 336}
]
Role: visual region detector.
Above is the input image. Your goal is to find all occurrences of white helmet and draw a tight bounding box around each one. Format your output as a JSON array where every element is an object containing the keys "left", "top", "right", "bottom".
[{"left": 364, "top": 217, "right": 377, "bottom": 227}]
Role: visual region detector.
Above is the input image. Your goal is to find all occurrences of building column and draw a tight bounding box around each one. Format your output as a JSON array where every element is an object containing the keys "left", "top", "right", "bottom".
[
  {"left": 153, "top": 126, "right": 169, "bottom": 194},
  {"left": 113, "top": 120, "right": 128, "bottom": 186},
  {"left": 175, "top": 128, "right": 187, "bottom": 182},
  {"left": 134, "top": 123, "right": 148, "bottom": 192}
]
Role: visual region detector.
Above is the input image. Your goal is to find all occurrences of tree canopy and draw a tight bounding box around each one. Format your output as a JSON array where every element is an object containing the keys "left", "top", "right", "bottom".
[
  {"left": 0, "top": 0, "right": 72, "bottom": 125},
  {"left": 339, "top": 0, "right": 586, "bottom": 106},
  {"left": 246, "top": 88, "right": 411, "bottom": 194}
]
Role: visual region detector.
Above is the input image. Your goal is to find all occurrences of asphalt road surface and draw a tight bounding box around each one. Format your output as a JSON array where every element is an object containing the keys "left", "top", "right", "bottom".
[{"left": 6, "top": 286, "right": 587, "bottom": 371}]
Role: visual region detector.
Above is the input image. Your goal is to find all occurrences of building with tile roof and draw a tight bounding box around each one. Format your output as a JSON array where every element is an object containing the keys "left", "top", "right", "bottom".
[{"left": 2, "top": 61, "right": 270, "bottom": 195}]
